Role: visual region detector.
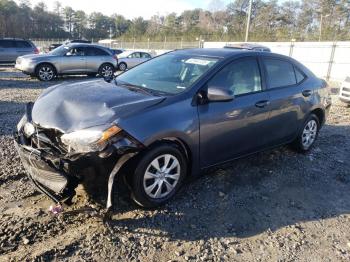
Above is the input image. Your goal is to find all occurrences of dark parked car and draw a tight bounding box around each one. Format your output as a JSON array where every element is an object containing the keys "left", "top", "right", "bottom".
[
  {"left": 14, "top": 48, "right": 331, "bottom": 210},
  {"left": 48, "top": 40, "right": 92, "bottom": 51},
  {"left": 225, "top": 43, "right": 271, "bottom": 52},
  {"left": 0, "top": 38, "right": 38, "bottom": 63}
]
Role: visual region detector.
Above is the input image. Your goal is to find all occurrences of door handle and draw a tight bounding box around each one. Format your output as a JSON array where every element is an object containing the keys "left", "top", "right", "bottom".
[
  {"left": 302, "top": 90, "right": 312, "bottom": 97},
  {"left": 255, "top": 100, "right": 270, "bottom": 108}
]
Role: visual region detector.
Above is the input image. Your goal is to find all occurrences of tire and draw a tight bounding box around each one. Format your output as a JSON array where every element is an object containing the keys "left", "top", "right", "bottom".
[
  {"left": 131, "top": 143, "right": 187, "bottom": 208},
  {"left": 36, "top": 64, "right": 56, "bottom": 81},
  {"left": 292, "top": 114, "right": 320, "bottom": 152},
  {"left": 98, "top": 63, "right": 114, "bottom": 78},
  {"left": 118, "top": 62, "right": 127, "bottom": 71}
]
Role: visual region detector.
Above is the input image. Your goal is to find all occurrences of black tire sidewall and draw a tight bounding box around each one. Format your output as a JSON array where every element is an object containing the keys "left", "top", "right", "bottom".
[{"left": 131, "top": 144, "right": 187, "bottom": 208}]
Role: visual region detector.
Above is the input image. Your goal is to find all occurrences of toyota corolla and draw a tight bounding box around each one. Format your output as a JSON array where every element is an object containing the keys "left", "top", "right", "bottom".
[{"left": 14, "top": 48, "right": 331, "bottom": 210}]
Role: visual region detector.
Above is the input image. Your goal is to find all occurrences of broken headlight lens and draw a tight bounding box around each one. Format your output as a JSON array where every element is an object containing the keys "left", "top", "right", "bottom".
[{"left": 61, "top": 125, "right": 121, "bottom": 153}]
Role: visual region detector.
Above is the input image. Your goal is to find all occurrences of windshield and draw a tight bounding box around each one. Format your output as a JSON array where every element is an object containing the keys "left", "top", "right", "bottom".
[
  {"left": 49, "top": 45, "right": 70, "bottom": 56},
  {"left": 116, "top": 53, "right": 220, "bottom": 95}
]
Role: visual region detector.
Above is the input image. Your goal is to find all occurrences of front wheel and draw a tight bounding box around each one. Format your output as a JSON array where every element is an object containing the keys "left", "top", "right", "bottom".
[
  {"left": 131, "top": 144, "right": 187, "bottom": 208},
  {"left": 292, "top": 114, "right": 320, "bottom": 152},
  {"left": 36, "top": 64, "right": 55, "bottom": 81},
  {"left": 118, "top": 62, "right": 127, "bottom": 71}
]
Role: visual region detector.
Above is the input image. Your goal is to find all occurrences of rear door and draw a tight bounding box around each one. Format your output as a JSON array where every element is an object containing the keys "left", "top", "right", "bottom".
[
  {"left": 0, "top": 40, "right": 17, "bottom": 62},
  {"left": 85, "top": 47, "right": 110, "bottom": 72},
  {"left": 261, "top": 56, "right": 309, "bottom": 145},
  {"left": 198, "top": 56, "right": 272, "bottom": 167}
]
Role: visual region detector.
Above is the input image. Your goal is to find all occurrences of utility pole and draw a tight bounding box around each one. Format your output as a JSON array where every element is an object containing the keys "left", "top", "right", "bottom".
[
  {"left": 319, "top": 13, "right": 330, "bottom": 42},
  {"left": 245, "top": 0, "right": 253, "bottom": 42}
]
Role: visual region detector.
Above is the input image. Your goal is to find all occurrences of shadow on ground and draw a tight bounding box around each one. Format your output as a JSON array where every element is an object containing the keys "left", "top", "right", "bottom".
[{"left": 93, "top": 124, "right": 350, "bottom": 240}]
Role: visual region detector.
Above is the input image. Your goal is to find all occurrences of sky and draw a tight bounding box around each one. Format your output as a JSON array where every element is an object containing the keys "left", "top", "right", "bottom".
[{"left": 21, "top": 0, "right": 290, "bottom": 19}]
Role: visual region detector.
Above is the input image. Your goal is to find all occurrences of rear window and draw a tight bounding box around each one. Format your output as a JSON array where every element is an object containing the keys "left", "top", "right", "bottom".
[
  {"left": 86, "top": 47, "right": 109, "bottom": 56},
  {"left": 264, "top": 58, "right": 297, "bottom": 88},
  {"left": 15, "top": 40, "right": 32, "bottom": 48},
  {"left": 295, "top": 67, "right": 306, "bottom": 83},
  {"left": 0, "top": 40, "right": 16, "bottom": 48}
]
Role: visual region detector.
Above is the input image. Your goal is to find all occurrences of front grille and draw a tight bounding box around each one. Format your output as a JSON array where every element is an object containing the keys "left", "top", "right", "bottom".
[
  {"left": 29, "top": 126, "right": 67, "bottom": 155},
  {"left": 342, "top": 93, "right": 350, "bottom": 98},
  {"left": 342, "top": 87, "right": 350, "bottom": 92}
]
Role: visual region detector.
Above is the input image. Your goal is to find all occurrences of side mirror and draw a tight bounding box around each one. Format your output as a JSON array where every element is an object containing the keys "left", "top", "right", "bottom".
[{"left": 207, "top": 87, "right": 234, "bottom": 102}]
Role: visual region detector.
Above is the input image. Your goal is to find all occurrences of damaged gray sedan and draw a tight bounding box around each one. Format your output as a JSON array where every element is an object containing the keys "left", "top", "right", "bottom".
[{"left": 14, "top": 48, "right": 331, "bottom": 210}]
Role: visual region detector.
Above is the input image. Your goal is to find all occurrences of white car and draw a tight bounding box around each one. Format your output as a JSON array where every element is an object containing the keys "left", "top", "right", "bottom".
[
  {"left": 117, "top": 51, "right": 152, "bottom": 71},
  {"left": 339, "top": 76, "right": 350, "bottom": 104}
]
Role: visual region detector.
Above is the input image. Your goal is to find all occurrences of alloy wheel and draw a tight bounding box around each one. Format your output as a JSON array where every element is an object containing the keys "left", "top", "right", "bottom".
[
  {"left": 101, "top": 65, "right": 113, "bottom": 78},
  {"left": 38, "top": 66, "right": 54, "bottom": 81},
  {"left": 143, "top": 154, "right": 181, "bottom": 199},
  {"left": 302, "top": 119, "right": 317, "bottom": 149}
]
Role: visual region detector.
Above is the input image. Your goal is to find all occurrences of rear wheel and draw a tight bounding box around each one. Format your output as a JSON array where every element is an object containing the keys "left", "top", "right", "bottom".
[
  {"left": 98, "top": 63, "right": 114, "bottom": 78},
  {"left": 131, "top": 144, "right": 187, "bottom": 207},
  {"left": 36, "top": 64, "right": 55, "bottom": 81},
  {"left": 292, "top": 114, "right": 320, "bottom": 152}
]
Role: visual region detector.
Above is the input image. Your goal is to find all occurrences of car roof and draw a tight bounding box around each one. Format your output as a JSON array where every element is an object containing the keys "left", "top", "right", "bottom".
[
  {"left": 66, "top": 43, "right": 110, "bottom": 49},
  {"left": 172, "top": 48, "right": 289, "bottom": 60}
]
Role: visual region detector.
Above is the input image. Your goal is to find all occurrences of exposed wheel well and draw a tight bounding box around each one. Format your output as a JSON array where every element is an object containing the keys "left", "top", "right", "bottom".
[
  {"left": 311, "top": 108, "right": 325, "bottom": 126},
  {"left": 35, "top": 62, "right": 57, "bottom": 75},
  {"left": 147, "top": 138, "right": 192, "bottom": 175},
  {"left": 99, "top": 63, "right": 115, "bottom": 71}
]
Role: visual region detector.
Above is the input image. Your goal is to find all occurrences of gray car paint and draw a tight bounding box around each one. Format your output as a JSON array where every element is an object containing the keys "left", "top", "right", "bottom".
[
  {"left": 0, "top": 39, "right": 37, "bottom": 63},
  {"left": 28, "top": 48, "right": 331, "bottom": 176},
  {"left": 15, "top": 43, "right": 118, "bottom": 75},
  {"left": 32, "top": 79, "right": 164, "bottom": 133}
]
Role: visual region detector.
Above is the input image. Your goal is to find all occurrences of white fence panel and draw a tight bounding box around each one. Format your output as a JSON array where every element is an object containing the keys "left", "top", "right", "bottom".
[{"left": 203, "top": 41, "right": 350, "bottom": 82}]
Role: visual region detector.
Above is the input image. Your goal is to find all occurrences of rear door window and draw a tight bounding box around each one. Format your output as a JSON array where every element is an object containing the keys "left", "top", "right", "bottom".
[
  {"left": 86, "top": 47, "right": 109, "bottom": 56},
  {"left": 0, "top": 40, "right": 16, "bottom": 48},
  {"left": 15, "top": 41, "right": 32, "bottom": 48},
  {"left": 295, "top": 67, "right": 306, "bottom": 83},
  {"left": 264, "top": 58, "right": 297, "bottom": 89}
]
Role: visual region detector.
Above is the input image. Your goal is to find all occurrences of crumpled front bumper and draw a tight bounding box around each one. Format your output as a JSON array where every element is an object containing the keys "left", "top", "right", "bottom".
[
  {"left": 14, "top": 131, "right": 77, "bottom": 203},
  {"left": 14, "top": 108, "right": 143, "bottom": 207}
]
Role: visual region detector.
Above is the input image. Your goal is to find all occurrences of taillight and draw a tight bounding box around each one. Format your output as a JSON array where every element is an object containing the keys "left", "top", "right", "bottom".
[{"left": 34, "top": 48, "right": 39, "bottom": 54}]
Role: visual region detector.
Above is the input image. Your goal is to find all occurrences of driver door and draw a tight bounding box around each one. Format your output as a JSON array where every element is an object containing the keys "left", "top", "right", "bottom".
[
  {"left": 198, "top": 56, "right": 271, "bottom": 167},
  {"left": 61, "top": 46, "right": 87, "bottom": 73}
]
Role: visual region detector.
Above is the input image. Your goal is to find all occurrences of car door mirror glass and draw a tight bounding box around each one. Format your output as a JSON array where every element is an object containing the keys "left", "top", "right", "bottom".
[{"left": 207, "top": 87, "right": 234, "bottom": 102}]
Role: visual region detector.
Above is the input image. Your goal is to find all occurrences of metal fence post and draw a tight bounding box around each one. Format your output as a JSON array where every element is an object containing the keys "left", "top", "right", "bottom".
[
  {"left": 289, "top": 39, "right": 295, "bottom": 57},
  {"left": 326, "top": 41, "right": 337, "bottom": 81}
]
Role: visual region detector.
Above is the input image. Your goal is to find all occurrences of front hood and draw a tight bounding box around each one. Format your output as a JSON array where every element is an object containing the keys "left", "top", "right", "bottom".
[
  {"left": 20, "top": 54, "right": 54, "bottom": 60},
  {"left": 31, "top": 80, "right": 164, "bottom": 133}
]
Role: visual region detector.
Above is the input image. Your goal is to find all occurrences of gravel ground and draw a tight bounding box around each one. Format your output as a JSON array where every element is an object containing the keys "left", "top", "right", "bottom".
[{"left": 0, "top": 66, "right": 350, "bottom": 262}]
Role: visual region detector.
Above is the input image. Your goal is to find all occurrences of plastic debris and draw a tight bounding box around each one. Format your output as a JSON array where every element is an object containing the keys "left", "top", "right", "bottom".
[{"left": 49, "top": 204, "right": 63, "bottom": 215}]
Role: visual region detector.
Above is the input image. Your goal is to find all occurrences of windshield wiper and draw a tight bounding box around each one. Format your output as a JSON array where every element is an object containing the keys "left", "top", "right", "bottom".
[{"left": 117, "top": 81, "right": 161, "bottom": 96}]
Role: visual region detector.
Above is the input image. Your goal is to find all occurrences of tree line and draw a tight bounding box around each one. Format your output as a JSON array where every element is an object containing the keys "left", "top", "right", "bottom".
[{"left": 0, "top": 0, "right": 349, "bottom": 42}]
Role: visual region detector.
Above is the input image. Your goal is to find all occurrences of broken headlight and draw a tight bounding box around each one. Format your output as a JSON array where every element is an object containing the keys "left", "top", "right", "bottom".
[{"left": 61, "top": 125, "right": 121, "bottom": 153}]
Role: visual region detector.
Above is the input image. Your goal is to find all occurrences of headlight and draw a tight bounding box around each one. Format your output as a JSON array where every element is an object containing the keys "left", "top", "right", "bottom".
[{"left": 61, "top": 125, "right": 121, "bottom": 153}]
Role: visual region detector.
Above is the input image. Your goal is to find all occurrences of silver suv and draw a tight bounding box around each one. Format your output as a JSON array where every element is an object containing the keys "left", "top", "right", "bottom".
[
  {"left": 15, "top": 43, "right": 118, "bottom": 81},
  {"left": 0, "top": 38, "right": 38, "bottom": 63}
]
